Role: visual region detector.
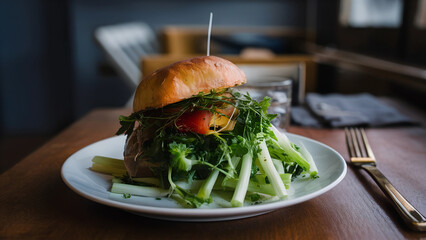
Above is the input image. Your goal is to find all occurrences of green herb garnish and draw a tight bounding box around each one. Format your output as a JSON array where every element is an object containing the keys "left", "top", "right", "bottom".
[{"left": 108, "top": 89, "right": 318, "bottom": 208}]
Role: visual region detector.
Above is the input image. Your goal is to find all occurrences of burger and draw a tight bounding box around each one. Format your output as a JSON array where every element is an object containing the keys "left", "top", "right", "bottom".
[{"left": 115, "top": 56, "right": 317, "bottom": 207}]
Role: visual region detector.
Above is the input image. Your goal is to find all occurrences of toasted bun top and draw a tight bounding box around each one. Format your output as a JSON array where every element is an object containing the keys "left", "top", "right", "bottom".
[{"left": 133, "top": 56, "right": 246, "bottom": 112}]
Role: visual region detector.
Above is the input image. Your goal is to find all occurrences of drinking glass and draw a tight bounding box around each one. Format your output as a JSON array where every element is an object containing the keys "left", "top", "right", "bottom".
[{"left": 236, "top": 76, "right": 292, "bottom": 130}]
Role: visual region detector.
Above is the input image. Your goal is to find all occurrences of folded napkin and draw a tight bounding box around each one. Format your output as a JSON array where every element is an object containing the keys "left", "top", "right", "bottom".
[{"left": 291, "top": 93, "right": 416, "bottom": 128}]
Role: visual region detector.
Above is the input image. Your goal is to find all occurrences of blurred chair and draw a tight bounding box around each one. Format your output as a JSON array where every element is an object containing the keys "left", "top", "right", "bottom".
[
  {"left": 94, "top": 22, "right": 159, "bottom": 89},
  {"left": 94, "top": 23, "right": 315, "bottom": 105}
]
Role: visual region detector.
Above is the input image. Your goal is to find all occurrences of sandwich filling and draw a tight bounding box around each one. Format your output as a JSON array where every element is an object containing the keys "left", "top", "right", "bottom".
[
  {"left": 118, "top": 89, "right": 245, "bottom": 177},
  {"left": 116, "top": 88, "right": 315, "bottom": 207}
]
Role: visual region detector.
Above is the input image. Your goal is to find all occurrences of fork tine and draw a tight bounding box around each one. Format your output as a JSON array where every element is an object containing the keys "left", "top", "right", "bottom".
[
  {"left": 359, "top": 128, "right": 376, "bottom": 160},
  {"left": 354, "top": 128, "right": 367, "bottom": 157},
  {"left": 345, "top": 128, "right": 355, "bottom": 157},
  {"left": 350, "top": 128, "right": 362, "bottom": 157}
]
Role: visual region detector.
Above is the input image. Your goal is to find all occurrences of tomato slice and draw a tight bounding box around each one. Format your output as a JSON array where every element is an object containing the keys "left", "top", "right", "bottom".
[{"left": 176, "top": 110, "right": 212, "bottom": 134}]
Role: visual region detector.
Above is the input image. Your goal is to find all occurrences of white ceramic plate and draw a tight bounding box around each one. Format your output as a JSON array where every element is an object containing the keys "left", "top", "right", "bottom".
[{"left": 61, "top": 133, "right": 347, "bottom": 222}]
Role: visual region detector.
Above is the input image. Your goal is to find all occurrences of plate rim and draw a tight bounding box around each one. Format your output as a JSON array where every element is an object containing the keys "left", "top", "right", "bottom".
[{"left": 61, "top": 133, "right": 347, "bottom": 219}]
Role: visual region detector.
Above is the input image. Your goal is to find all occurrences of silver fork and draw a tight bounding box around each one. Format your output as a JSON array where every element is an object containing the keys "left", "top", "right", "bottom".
[{"left": 345, "top": 127, "right": 426, "bottom": 231}]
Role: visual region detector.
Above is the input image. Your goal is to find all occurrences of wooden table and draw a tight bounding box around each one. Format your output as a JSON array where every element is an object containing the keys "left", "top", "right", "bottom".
[{"left": 1, "top": 101, "right": 425, "bottom": 239}]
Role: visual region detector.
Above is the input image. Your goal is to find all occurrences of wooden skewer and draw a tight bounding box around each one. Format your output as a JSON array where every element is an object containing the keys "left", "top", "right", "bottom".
[{"left": 207, "top": 12, "right": 213, "bottom": 56}]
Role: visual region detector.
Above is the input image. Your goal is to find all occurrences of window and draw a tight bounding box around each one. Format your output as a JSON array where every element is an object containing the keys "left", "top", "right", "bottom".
[{"left": 339, "top": 0, "right": 402, "bottom": 28}]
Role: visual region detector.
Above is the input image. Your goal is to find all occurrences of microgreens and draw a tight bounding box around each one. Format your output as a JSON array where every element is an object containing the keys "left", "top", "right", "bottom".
[{"left": 112, "top": 88, "right": 317, "bottom": 207}]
